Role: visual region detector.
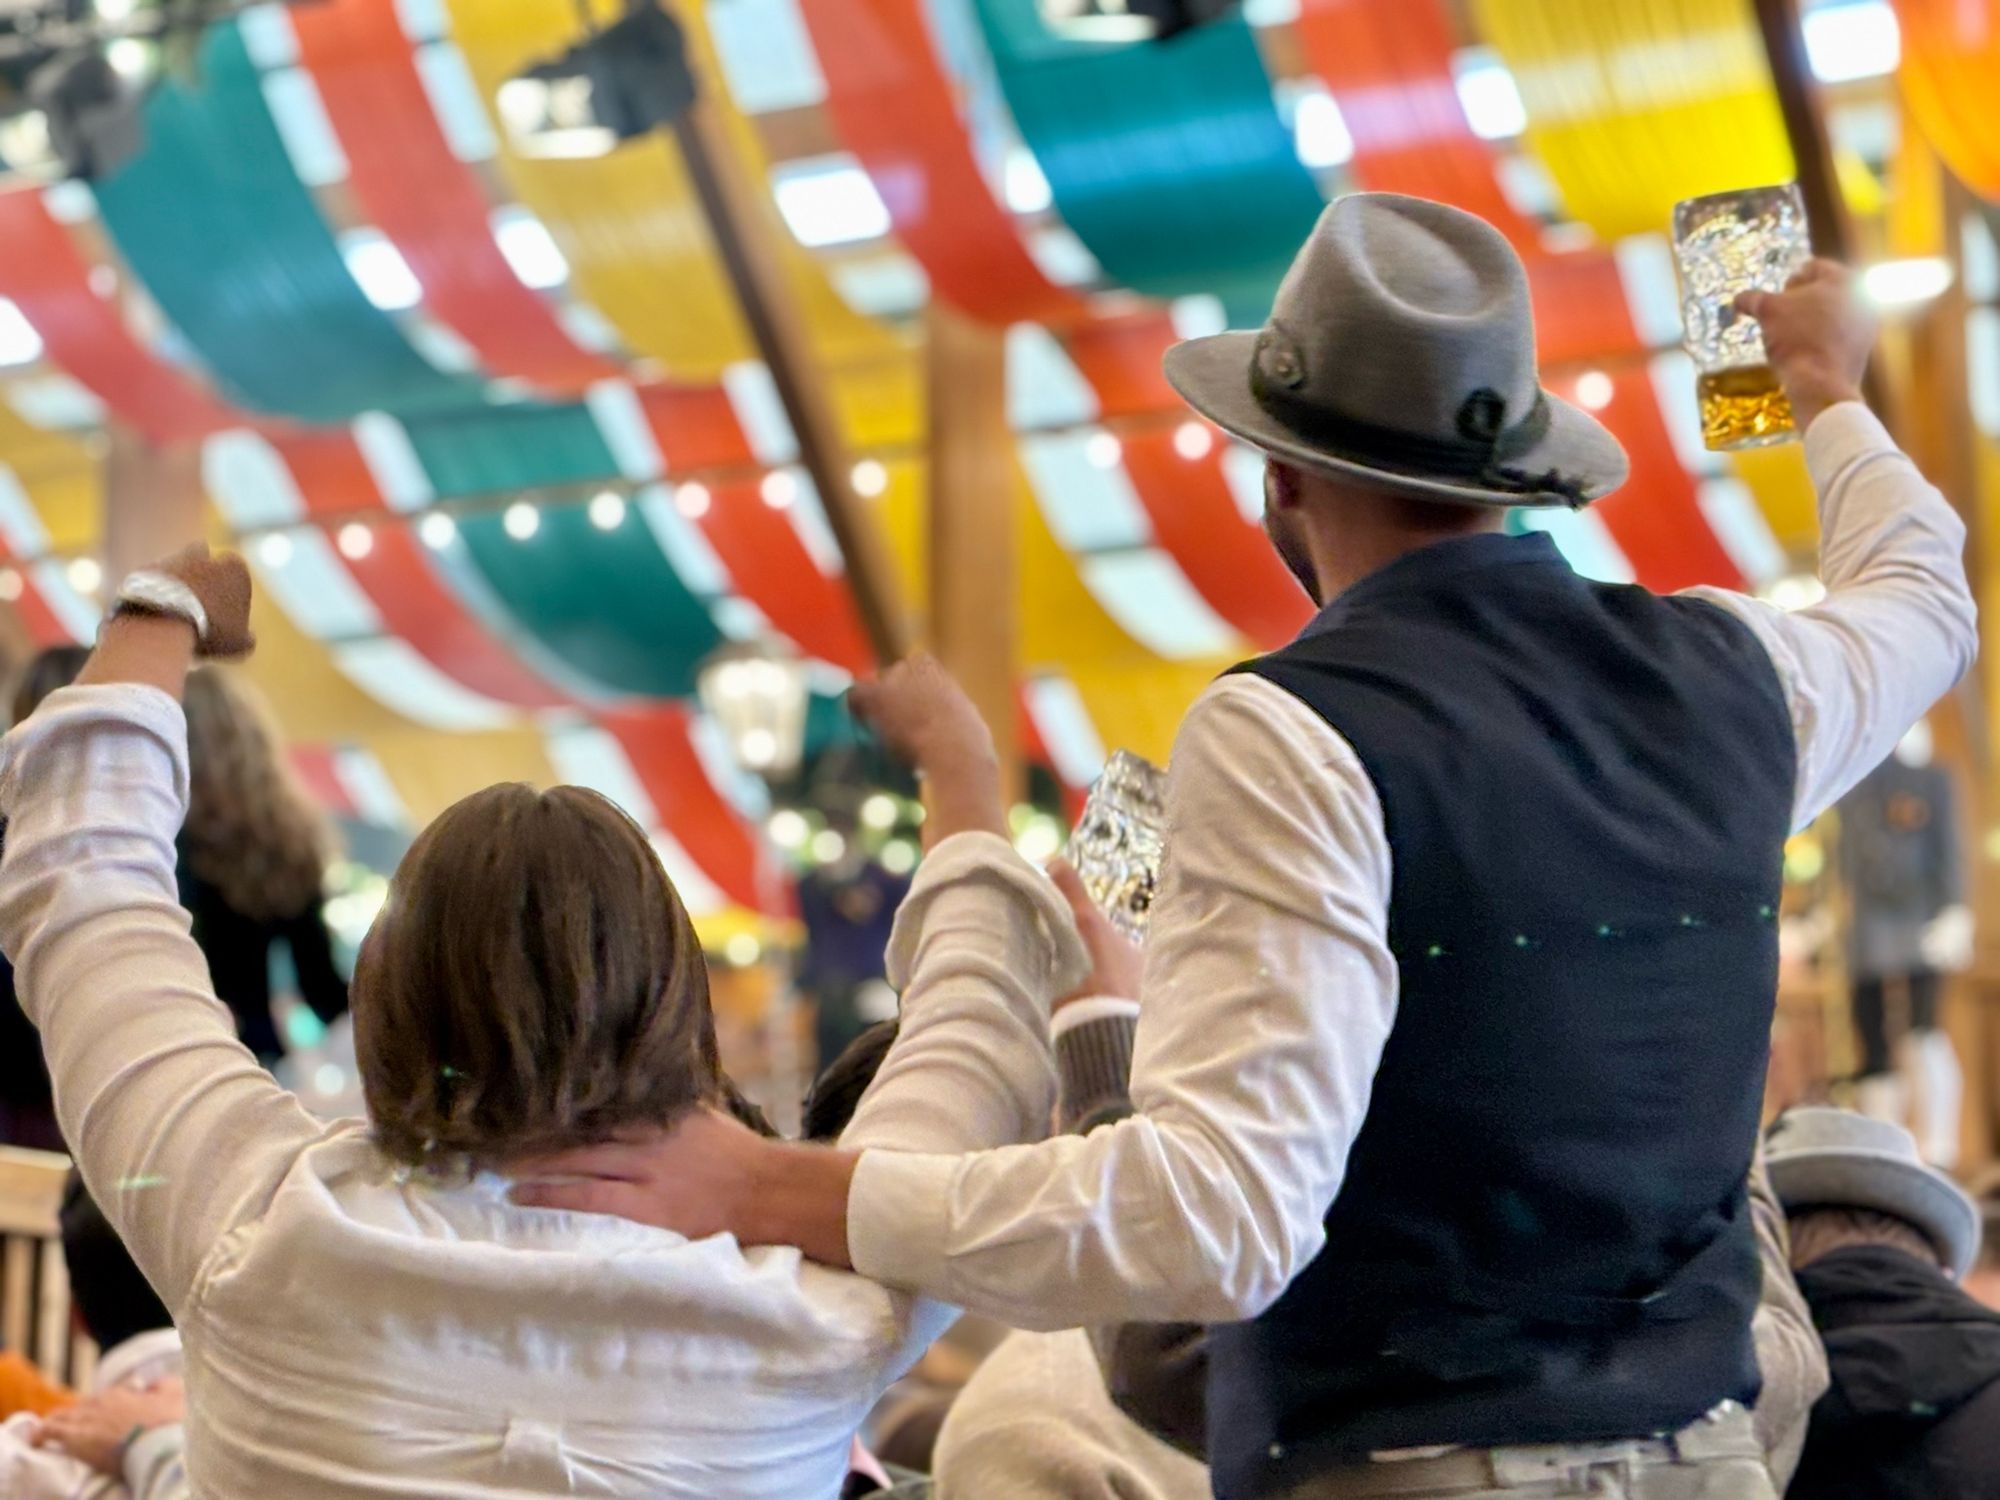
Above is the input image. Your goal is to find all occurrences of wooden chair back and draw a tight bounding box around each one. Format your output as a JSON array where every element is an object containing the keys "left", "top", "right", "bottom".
[{"left": 0, "top": 1146, "right": 95, "bottom": 1389}]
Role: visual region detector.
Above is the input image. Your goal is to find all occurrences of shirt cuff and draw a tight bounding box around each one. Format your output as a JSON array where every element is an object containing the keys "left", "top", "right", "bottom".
[
  {"left": 849, "top": 1148, "right": 960, "bottom": 1297},
  {"left": 1802, "top": 400, "right": 1895, "bottom": 490},
  {"left": 1053, "top": 1004, "right": 1138, "bottom": 1134}
]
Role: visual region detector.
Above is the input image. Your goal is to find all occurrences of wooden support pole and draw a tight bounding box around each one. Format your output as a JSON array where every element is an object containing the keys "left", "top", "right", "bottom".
[
  {"left": 1751, "top": 0, "right": 1895, "bottom": 421},
  {"left": 926, "top": 303, "right": 1021, "bottom": 802},
  {"left": 671, "top": 100, "right": 912, "bottom": 666}
]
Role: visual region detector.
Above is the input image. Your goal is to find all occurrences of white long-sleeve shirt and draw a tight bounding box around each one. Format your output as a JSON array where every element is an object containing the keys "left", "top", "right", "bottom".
[
  {"left": 849, "top": 401, "right": 1978, "bottom": 1329},
  {"left": 0, "top": 692, "right": 1086, "bottom": 1500}
]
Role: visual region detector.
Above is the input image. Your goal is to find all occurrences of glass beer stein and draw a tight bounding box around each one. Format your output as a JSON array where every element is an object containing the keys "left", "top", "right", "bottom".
[
  {"left": 1671, "top": 184, "right": 1813, "bottom": 451},
  {"left": 1069, "top": 750, "right": 1168, "bottom": 942}
]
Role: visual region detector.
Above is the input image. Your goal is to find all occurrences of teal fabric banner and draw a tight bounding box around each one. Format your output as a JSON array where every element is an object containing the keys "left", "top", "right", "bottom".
[
  {"left": 92, "top": 23, "right": 484, "bottom": 421},
  {"left": 969, "top": 0, "right": 1323, "bottom": 319},
  {"left": 402, "top": 406, "right": 724, "bottom": 698}
]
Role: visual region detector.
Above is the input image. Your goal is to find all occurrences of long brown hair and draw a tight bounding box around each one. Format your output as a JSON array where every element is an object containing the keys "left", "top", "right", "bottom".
[
  {"left": 181, "top": 666, "right": 333, "bottom": 922},
  {"left": 355, "top": 783, "right": 724, "bottom": 1166}
]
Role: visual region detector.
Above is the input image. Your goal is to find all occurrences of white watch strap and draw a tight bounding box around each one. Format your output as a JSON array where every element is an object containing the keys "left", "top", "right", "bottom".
[{"left": 114, "top": 570, "right": 210, "bottom": 646}]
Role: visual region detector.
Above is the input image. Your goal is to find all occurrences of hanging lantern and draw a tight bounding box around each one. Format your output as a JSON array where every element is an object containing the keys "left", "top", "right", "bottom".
[{"left": 697, "top": 639, "right": 809, "bottom": 780}]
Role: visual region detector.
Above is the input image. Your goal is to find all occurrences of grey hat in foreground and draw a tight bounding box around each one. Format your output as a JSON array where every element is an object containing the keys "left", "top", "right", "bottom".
[
  {"left": 1165, "top": 193, "right": 1629, "bottom": 509},
  {"left": 1765, "top": 1106, "right": 1982, "bottom": 1279}
]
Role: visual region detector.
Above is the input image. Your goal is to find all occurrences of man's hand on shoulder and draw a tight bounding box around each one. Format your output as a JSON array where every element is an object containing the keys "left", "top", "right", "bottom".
[
  {"left": 1735, "top": 259, "right": 1876, "bottom": 434},
  {"left": 511, "top": 1108, "right": 863, "bottom": 1269}
]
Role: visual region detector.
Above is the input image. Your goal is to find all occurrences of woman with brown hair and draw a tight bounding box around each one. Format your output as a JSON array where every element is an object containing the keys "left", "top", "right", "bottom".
[
  {"left": 179, "top": 666, "right": 347, "bottom": 1062},
  {"left": 1, "top": 549, "right": 1085, "bottom": 1497}
]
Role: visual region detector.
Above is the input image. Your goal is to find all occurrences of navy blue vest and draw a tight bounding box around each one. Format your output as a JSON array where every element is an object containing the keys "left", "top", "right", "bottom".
[{"left": 1207, "top": 532, "right": 1795, "bottom": 1499}]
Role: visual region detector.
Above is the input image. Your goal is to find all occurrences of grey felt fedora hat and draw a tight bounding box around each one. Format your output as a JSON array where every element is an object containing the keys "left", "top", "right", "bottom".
[
  {"left": 1766, "top": 1107, "right": 1982, "bottom": 1279},
  {"left": 1165, "top": 193, "right": 1629, "bottom": 509}
]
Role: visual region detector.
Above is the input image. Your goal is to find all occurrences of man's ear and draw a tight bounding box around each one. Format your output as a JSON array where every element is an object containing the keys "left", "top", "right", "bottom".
[{"left": 1265, "top": 459, "right": 1303, "bottom": 511}]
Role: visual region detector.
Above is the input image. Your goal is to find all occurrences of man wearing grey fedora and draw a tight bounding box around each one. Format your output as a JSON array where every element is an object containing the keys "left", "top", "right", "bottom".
[
  {"left": 518, "top": 194, "right": 1977, "bottom": 1499},
  {"left": 1766, "top": 1108, "right": 1998, "bottom": 1498}
]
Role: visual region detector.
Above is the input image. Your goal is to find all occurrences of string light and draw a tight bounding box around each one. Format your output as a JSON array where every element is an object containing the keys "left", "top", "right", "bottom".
[
  {"left": 768, "top": 808, "right": 810, "bottom": 849},
  {"left": 588, "top": 489, "right": 627, "bottom": 530},
  {"left": 1172, "top": 421, "right": 1214, "bottom": 460},
  {"left": 64, "top": 556, "right": 101, "bottom": 594},
  {"left": 860, "top": 793, "right": 899, "bottom": 831},
  {"left": 336, "top": 523, "right": 374, "bottom": 560},
  {"left": 1084, "top": 431, "right": 1123, "bottom": 469},
  {"left": 0, "top": 568, "right": 22, "bottom": 602},
  {"left": 675, "top": 481, "right": 712, "bottom": 519},
  {"left": 880, "top": 838, "right": 918, "bottom": 875},
  {"left": 418, "top": 511, "right": 457, "bottom": 549},
  {"left": 503, "top": 501, "right": 541, "bottom": 540},
  {"left": 850, "top": 458, "right": 888, "bottom": 497},
  {"left": 1574, "top": 370, "right": 1615, "bottom": 411},
  {"left": 810, "top": 828, "right": 847, "bottom": 864},
  {"left": 256, "top": 532, "right": 294, "bottom": 568},
  {"left": 760, "top": 471, "right": 799, "bottom": 510},
  {"left": 724, "top": 932, "right": 762, "bottom": 967}
]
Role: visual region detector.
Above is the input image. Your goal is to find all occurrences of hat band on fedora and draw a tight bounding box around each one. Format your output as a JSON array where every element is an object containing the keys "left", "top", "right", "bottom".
[{"left": 1249, "top": 362, "right": 1590, "bottom": 508}]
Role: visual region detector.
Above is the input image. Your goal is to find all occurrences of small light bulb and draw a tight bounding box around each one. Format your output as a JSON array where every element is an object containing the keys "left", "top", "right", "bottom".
[
  {"left": 0, "top": 568, "right": 23, "bottom": 602},
  {"left": 588, "top": 490, "right": 627, "bottom": 530},
  {"left": 1574, "top": 370, "right": 1615, "bottom": 411},
  {"left": 418, "top": 511, "right": 457, "bottom": 549},
  {"left": 675, "top": 481, "right": 712, "bottom": 519},
  {"left": 336, "top": 523, "right": 374, "bottom": 560},
  {"left": 767, "top": 809, "right": 810, "bottom": 849},
  {"left": 741, "top": 726, "right": 778, "bottom": 767},
  {"left": 810, "top": 828, "right": 847, "bottom": 864},
  {"left": 503, "top": 501, "right": 540, "bottom": 540},
  {"left": 860, "top": 792, "right": 899, "bottom": 831},
  {"left": 880, "top": 838, "right": 918, "bottom": 876},
  {"left": 1085, "top": 431, "right": 1123, "bottom": 469},
  {"left": 1172, "top": 421, "right": 1213, "bottom": 460},
  {"left": 257, "top": 532, "right": 295, "bottom": 568},
  {"left": 850, "top": 458, "right": 888, "bottom": 497},
  {"left": 65, "top": 556, "right": 102, "bottom": 594},
  {"left": 724, "top": 932, "right": 761, "bottom": 967},
  {"left": 760, "top": 471, "right": 798, "bottom": 510}
]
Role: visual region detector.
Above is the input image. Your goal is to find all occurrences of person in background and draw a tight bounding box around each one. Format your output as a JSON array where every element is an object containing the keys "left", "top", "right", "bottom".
[
  {"left": 3, "top": 1174, "right": 185, "bottom": 1499},
  {"left": 177, "top": 666, "right": 347, "bottom": 1064},
  {"left": 2, "top": 553, "right": 1087, "bottom": 1498},
  {"left": 1770, "top": 1108, "right": 2000, "bottom": 1500},
  {"left": 520, "top": 199, "right": 1976, "bottom": 1500},
  {"left": 0, "top": 645, "right": 89, "bottom": 1149}
]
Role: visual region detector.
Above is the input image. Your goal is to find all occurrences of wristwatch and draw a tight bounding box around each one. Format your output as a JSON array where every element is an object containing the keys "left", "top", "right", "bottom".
[{"left": 109, "top": 569, "right": 211, "bottom": 649}]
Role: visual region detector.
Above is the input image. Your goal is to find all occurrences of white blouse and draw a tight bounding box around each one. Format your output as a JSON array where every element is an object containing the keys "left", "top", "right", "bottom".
[{"left": 0, "top": 689, "right": 1086, "bottom": 1500}]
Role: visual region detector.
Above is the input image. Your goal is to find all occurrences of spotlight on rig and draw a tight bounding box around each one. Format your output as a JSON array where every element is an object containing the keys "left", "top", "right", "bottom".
[{"left": 497, "top": 0, "right": 696, "bottom": 159}]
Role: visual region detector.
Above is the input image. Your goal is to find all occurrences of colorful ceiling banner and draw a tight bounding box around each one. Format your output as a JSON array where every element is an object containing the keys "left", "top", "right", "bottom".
[
  {"left": 1471, "top": 0, "right": 1794, "bottom": 243},
  {"left": 392, "top": 404, "right": 725, "bottom": 697},
  {"left": 1566, "top": 365, "right": 1745, "bottom": 594},
  {"left": 91, "top": 22, "right": 486, "bottom": 421},
  {"left": 1895, "top": 0, "right": 2000, "bottom": 201},
  {"left": 0, "top": 190, "right": 243, "bottom": 440},
  {"left": 803, "top": 0, "right": 1086, "bottom": 326},
  {"left": 600, "top": 703, "right": 792, "bottom": 915},
  {"left": 443, "top": 0, "right": 894, "bottom": 383},
  {"left": 291, "top": 0, "right": 624, "bottom": 394},
  {"left": 1064, "top": 313, "right": 1310, "bottom": 649},
  {"left": 968, "top": 0, "right": 1323, "bottom": 318},
  {"left": 274, "top": 430, "right": 573, "bottom": 708},
  {"left": 1296, "top": 0, "right": 1534, "bottom": 245}
]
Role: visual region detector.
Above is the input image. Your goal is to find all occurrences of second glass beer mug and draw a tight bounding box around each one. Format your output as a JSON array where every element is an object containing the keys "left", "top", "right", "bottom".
[
  {"left": 1671, "top": 183, "right": 1813, "bottom": 451},
  {"left": 1069, "top": 750, "right": 1168, "bottom": 942}
]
